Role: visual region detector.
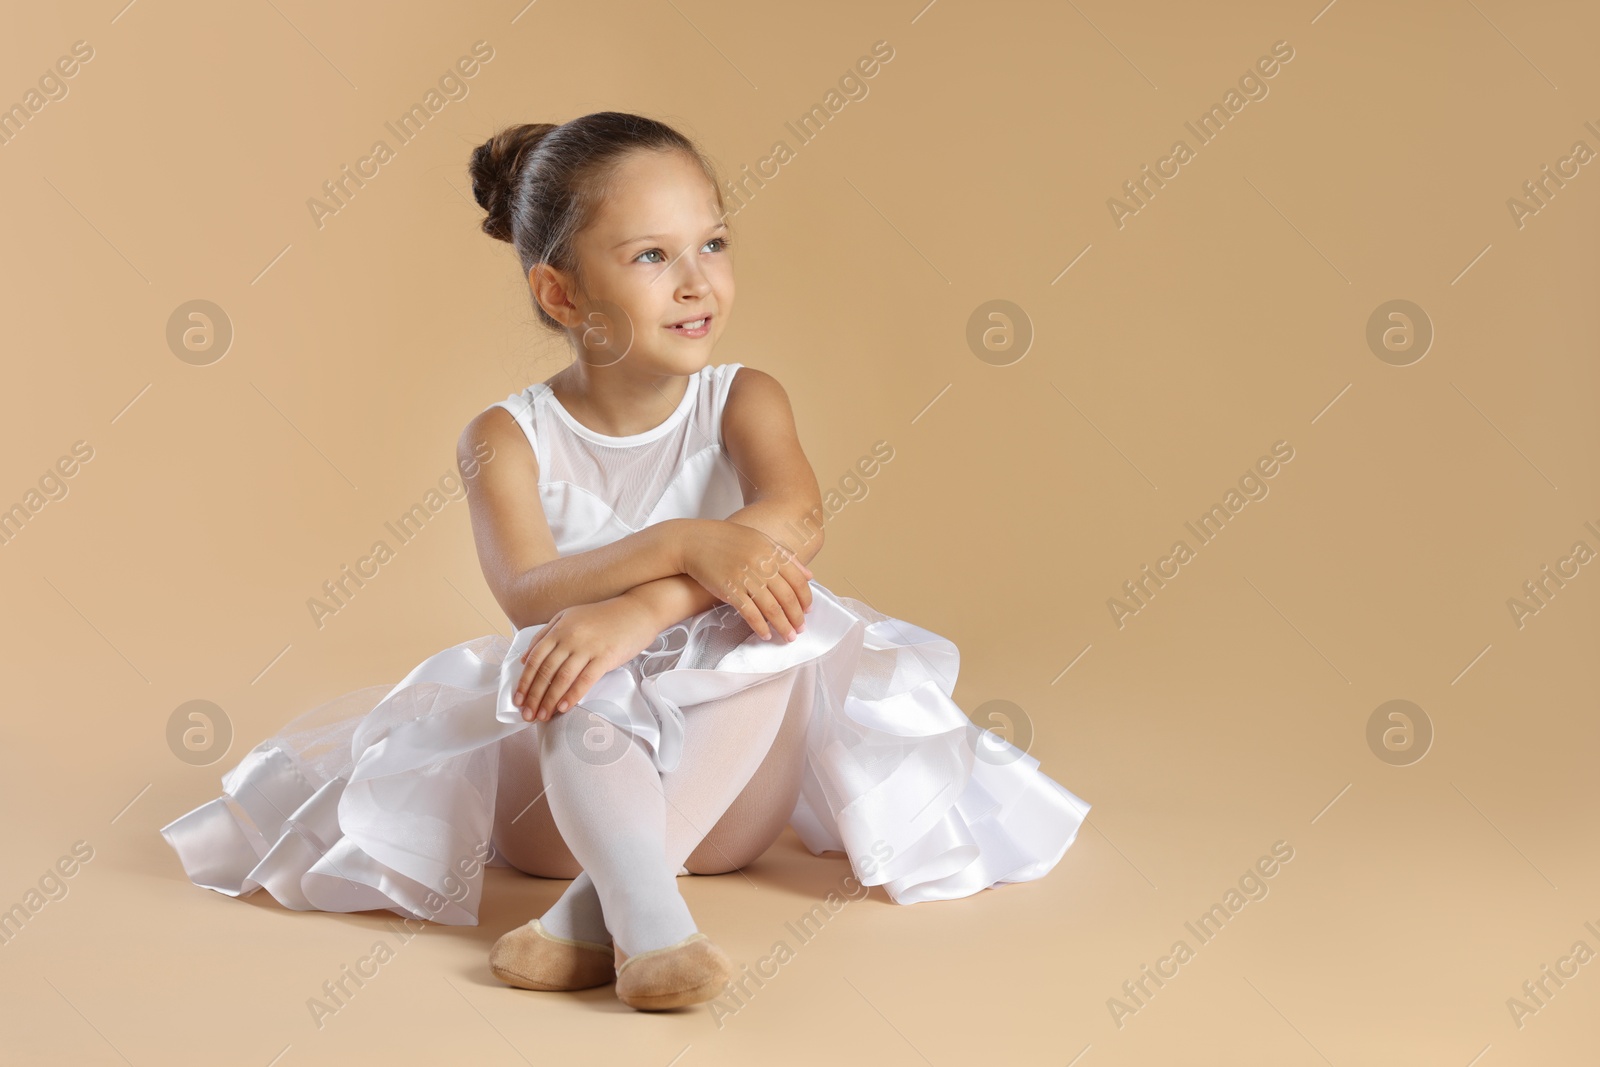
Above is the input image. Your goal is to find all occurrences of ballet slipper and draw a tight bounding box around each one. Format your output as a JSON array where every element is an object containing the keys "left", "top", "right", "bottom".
[
  {"left": 489, "top": 918, "right": 616, "bottom": 991},
  {"left": 612, "top": 932, "right": 735, "bottom": 1011}
]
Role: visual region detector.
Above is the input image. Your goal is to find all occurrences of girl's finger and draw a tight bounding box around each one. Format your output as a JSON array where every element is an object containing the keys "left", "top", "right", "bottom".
[
  {"left": 543, "top": 661, "right": 587, "bottom": 719},
  {"left": 517, "top": 638, "right": 555, "bottom": 707},
  {"left": 754, "top": 585, "right": 796, "bottom": 642},
  {"left": 522, "top": 626, "right": 552, "bottom": 666},
  {"left": 539, "top": 653, "right": 587, "bottom": 719},
  {"left": 515, "top": 656, "right": 538, "bottom": 704},
  {"left": 784, "top": 542, "right": 812, "bottom": 576},
  {"left": 516, "top": 628, "right": 560, "bottom": 700},
  {"left": 517, "top": 668, "right": 539, "bottom": 719},
  {"left": 525, "top": 647, "right": 571, "bottom": 722},
  {"left": 730, "top": 586, "right": 771, "bottom": 640},
  {"left": 558, "top": 659, "right": 604, "bottom": 717},
  {"left": 546, "top": 671, "right": 575, "bottom": 717}
]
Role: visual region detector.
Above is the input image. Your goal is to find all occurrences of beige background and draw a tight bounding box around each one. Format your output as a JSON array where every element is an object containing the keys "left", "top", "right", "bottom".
[{"left": 2, "top": 0, "right": 1597, "bottom": 1062}]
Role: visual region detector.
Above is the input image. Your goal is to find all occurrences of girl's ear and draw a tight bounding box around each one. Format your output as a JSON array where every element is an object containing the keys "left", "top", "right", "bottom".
[{"left": 528, "top": 262, "right": 579, "bottom": 328}]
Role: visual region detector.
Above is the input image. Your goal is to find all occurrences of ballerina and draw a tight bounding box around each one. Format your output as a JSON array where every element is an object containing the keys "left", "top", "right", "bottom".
[{"left": 159, "top": 110, "right": 1092, "bottom": 1014}]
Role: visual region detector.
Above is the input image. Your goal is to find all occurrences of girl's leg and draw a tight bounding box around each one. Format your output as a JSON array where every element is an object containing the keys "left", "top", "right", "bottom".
[
  {"left": 681, "top": 664, "right": 814, "bottom": 873},
  {"left": 492, "top": 727, "right": 613, "bottom": 948},
  {"left": 534, "top": 668, "right": 810, "bottom": 958},
  {"left": 496, "top": 665, "right": 815, "bottom": 943},
  {"left": 539, "top": 714, "right": 693, "bottom": 958},
  {"left": 493, "top": 726, "right": 580, "bottom": 878}
]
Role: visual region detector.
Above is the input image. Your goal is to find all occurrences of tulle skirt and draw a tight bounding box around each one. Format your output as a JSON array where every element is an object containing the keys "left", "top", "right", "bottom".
[{"left": 159, "top": 582, "right": 1091, "bottom": 926}]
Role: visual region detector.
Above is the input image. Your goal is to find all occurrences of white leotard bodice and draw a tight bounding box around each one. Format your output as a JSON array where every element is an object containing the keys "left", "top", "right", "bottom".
[{"left": 486, "top": 362, "right": 747, "bottom": 556}]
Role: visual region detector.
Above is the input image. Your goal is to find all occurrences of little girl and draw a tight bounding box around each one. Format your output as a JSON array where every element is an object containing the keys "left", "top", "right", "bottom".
[{"left": 160, "top": 111, "right": 1091, "bottom": 1013}]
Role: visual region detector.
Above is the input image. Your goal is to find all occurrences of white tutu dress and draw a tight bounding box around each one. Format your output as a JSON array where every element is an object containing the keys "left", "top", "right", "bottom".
[{"left": 159, "top": 362, "right": 1092, "bottom": 926}]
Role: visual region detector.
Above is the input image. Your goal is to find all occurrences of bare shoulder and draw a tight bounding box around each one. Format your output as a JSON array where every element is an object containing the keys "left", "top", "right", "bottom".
[
  {"left": 720, "top": 364, "right": 818, "bottom": 504},
  {"left": 722, "top": 365, "right": 800, "bottom": 450},
  {"left": 723, "top": 365, "right": 794, "bottom": 425},
  {"left": 457, "top": 404, "right": 535, "bottom": 478}
]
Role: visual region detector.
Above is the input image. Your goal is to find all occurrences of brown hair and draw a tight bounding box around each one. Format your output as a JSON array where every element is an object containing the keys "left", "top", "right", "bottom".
[{"left": 468, "top": 111, "right": 725, "bottom": 332}]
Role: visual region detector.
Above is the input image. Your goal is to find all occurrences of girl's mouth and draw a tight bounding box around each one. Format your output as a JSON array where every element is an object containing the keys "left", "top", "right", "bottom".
[{"left": 666, "top": 315, "right": 711, "bottom": 338}]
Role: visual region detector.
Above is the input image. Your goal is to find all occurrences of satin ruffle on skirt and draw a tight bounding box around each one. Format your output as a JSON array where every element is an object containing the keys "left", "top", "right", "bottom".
[{"left": 159, "top": 583, "right": 1091, "bottom": 926}]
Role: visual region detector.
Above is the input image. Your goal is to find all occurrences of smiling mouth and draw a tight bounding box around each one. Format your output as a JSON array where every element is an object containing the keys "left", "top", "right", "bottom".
[{"left": 666, "top": 314, "right": 712, "bottom": 334}]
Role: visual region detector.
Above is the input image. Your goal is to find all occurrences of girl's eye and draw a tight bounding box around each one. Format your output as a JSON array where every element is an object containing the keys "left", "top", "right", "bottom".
[{"left": 635, "top": 236, "right": 730, "bottom": 264}]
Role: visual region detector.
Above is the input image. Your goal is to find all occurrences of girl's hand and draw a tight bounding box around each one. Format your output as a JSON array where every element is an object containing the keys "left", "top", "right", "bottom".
[
  {"left": 513, "top": 595, "right": 668, "bottom": 722},
  {"left": 679, "top": 520, "right": 814, "bottom": 642}
]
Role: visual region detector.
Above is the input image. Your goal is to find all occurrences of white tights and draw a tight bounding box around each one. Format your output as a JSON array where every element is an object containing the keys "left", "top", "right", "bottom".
[{"left": 492, "top": 665, "right": 814, "bottom": 958}]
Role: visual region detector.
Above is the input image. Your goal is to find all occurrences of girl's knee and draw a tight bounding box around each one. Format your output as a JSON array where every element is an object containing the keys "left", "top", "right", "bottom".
[
  {"left": 681, "top": 850, "right": 742, "bottom": 876},
  {"left": 498, "top": 841, "right": 583, "bottom": 879},
  {"left": 682, "top": 820, "right": 785, "bottom": 875},
  {"left": 493, "top": 804, "right": 583, "bottom": 878}
]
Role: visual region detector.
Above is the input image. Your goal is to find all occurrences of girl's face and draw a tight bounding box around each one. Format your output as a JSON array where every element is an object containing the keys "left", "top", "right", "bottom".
[{"left": 544, "top": 148, "right": 733, "bottom": 376}]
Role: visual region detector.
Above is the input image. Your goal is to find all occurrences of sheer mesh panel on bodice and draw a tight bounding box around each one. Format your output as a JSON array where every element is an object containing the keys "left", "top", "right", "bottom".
[{"left": 487, "top": 363, "right": 747, "bottom": 555}]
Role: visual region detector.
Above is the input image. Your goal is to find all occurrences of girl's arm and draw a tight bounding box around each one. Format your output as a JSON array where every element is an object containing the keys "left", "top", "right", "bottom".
[
  {"left": 621, "top": 501, "right": 826, "bottom": 631},
  {"left": 462, "top": 366, "right": 823, "bottom": 634},
  {"left": 458, "top": 406, "right": 695, "bottom": 630},
  {"left": 621, "top": 367, "right": 827, "bottom": 634}
]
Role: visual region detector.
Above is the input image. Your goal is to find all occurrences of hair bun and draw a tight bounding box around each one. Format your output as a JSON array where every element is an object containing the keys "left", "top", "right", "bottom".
[{"left": 468, "top": 122, "right": 557, "bottom": 243}]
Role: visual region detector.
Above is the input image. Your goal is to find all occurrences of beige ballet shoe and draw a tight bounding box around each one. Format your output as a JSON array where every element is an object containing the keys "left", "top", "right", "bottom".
[
  {"left": 489, "top": 918, "right": 616, "bottom": 991},
  {"left": 613, "top": 932, "right": 735, "bottom": 1011}
]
